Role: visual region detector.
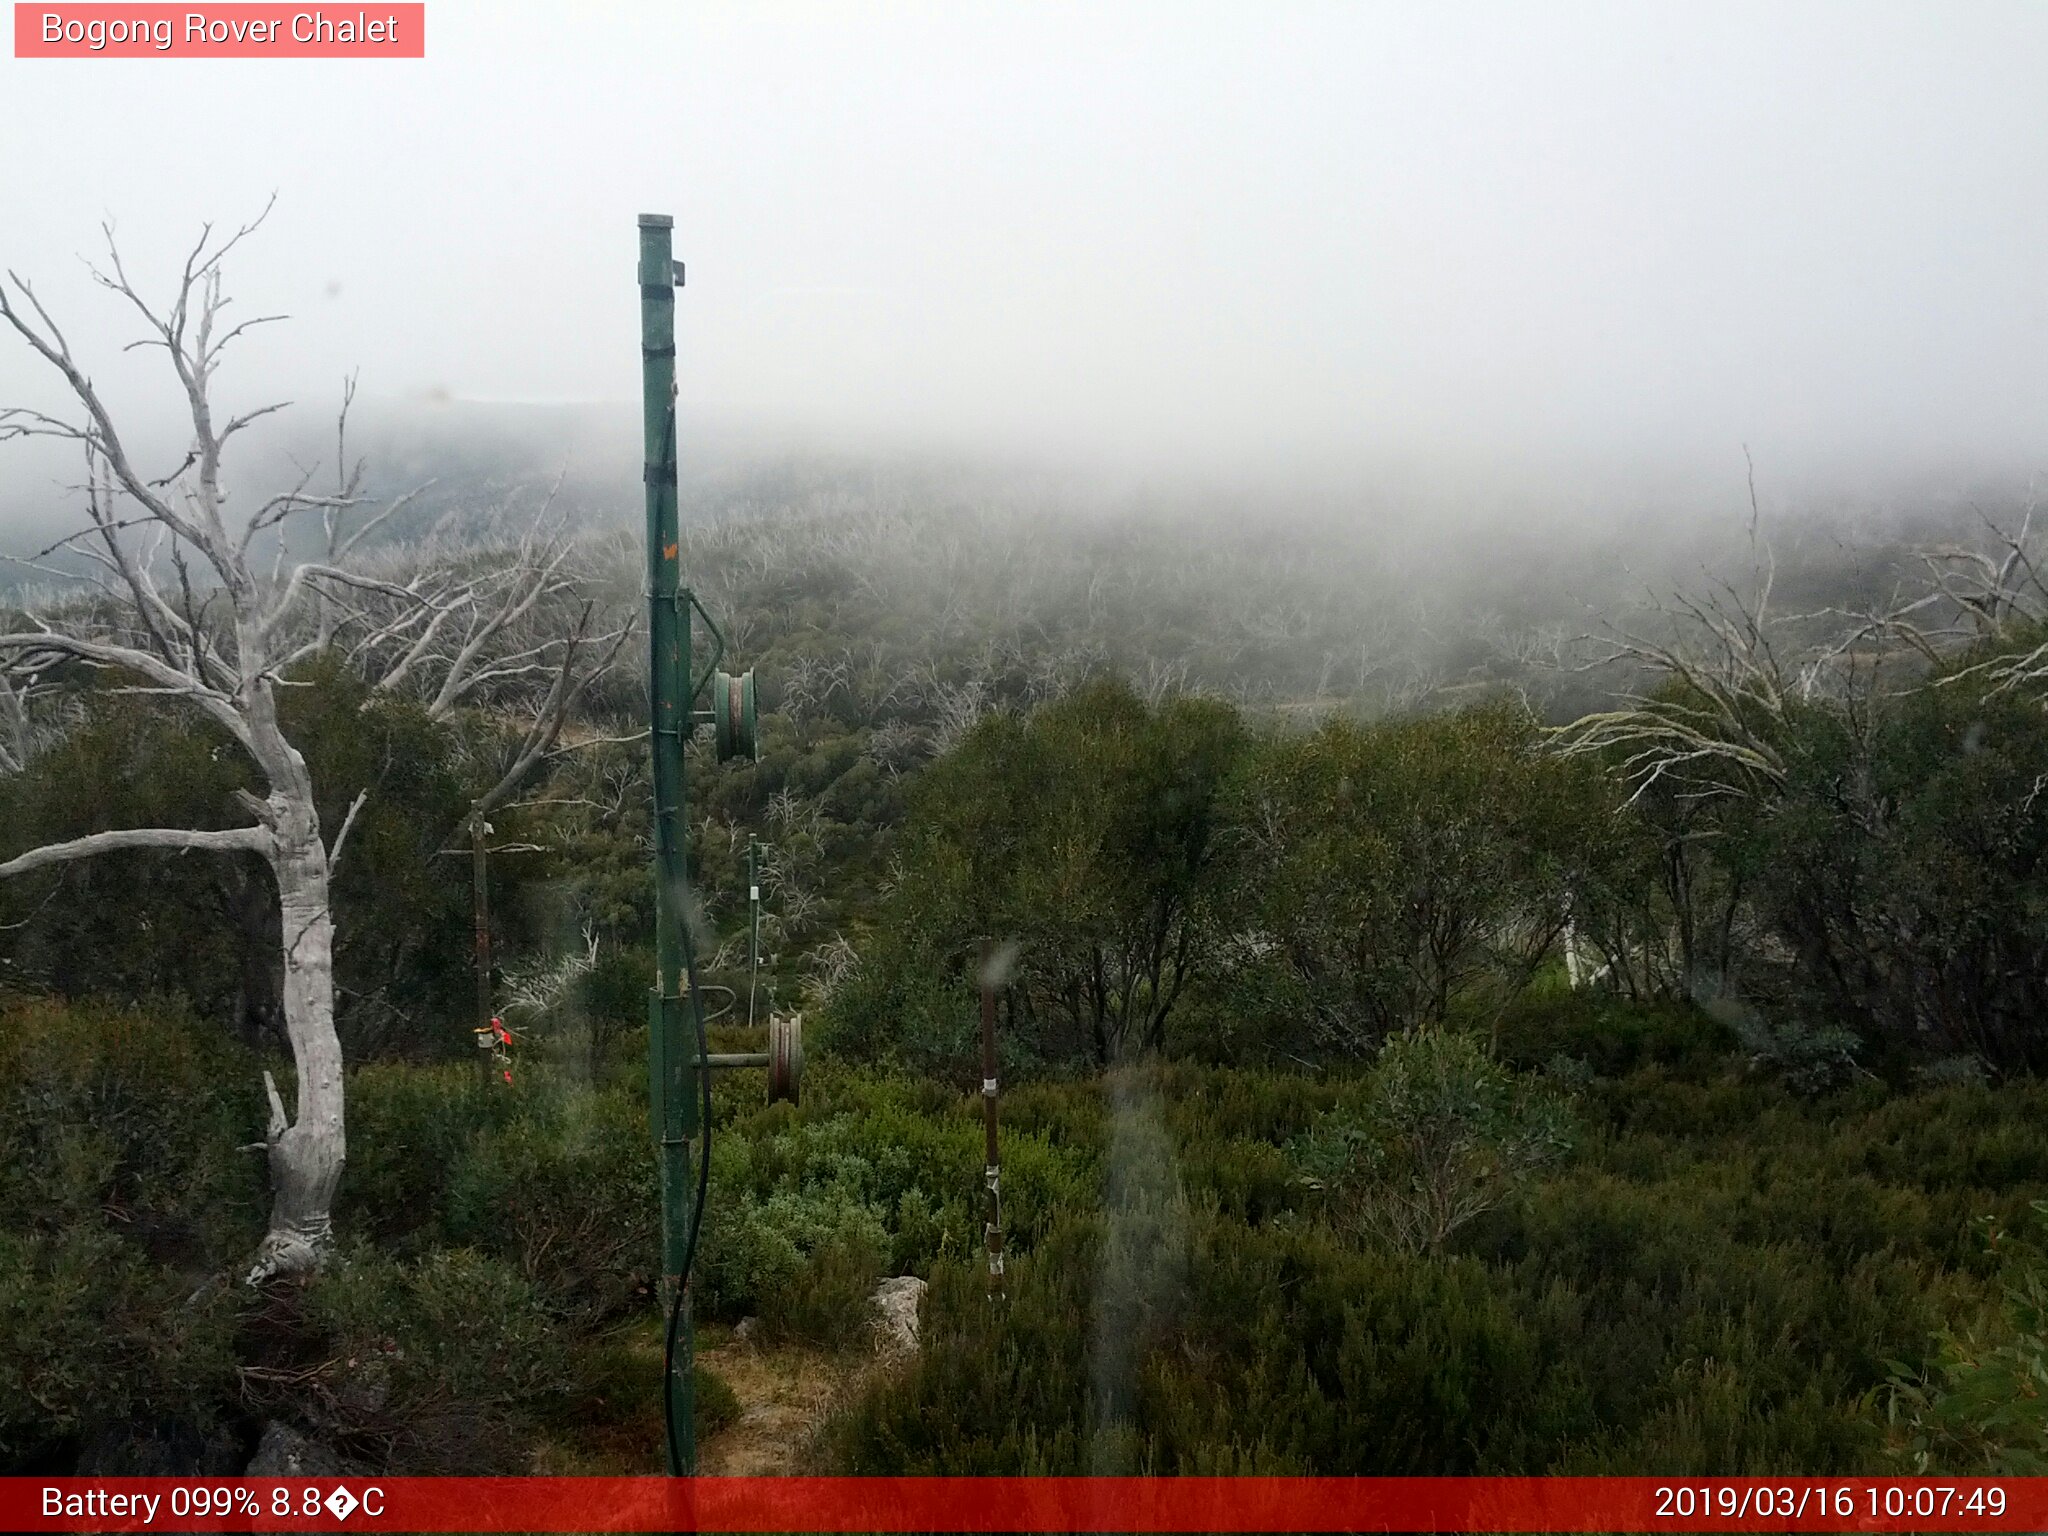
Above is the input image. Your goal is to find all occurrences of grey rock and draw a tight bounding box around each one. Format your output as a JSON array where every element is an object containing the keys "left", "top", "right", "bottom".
[
  {"left": 871, "top": 1275, "right": 927, "bottom": 1356},
  {"left": 245, "top": 1421, "right": 344, "bottom": 1478}
]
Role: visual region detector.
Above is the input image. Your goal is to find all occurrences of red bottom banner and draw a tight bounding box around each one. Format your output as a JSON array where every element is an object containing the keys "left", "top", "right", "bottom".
[{"left": 4, "top": 1475, "right": 2036, "bottom": 1533}]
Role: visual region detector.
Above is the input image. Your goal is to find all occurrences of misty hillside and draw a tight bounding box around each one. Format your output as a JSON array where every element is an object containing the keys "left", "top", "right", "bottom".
[{"left": 11, "top": 409, "right": 2048, "bottom": 1478}]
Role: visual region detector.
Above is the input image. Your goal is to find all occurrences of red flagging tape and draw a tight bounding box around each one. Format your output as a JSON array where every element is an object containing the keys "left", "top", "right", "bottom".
[{"left": 5, "top": 1476, "right": 2037, "bottom": 1533}]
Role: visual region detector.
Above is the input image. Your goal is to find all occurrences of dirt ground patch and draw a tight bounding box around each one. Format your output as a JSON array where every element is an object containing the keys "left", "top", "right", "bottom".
[{"left": 696, "top": 1338, "right": 858, "bottom": 1475}]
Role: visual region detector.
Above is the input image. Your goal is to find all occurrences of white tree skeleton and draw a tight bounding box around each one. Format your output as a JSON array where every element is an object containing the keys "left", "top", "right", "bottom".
[{"left": 0, "top": 210, "right": 623, "bottom": 1282}]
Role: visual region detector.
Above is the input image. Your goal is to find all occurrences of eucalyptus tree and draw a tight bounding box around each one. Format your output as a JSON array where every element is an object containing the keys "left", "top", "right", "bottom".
[
  {"left": 837, "top": 678, "right": 1246, "bottom": 1071},
  {"left": 1552, "top": 529, "right": 2048, "bottom": 1072},
  {"left": 1238, "top": 700, "right": 1610, "bottom": 1051}
]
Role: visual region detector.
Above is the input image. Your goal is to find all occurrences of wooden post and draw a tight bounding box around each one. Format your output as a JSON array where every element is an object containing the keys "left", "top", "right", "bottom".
[
  {"left": 979, "top": 937, "right": 1006, "bottom": 1298},
  {"left": 470, "top": 812, "right": 493, "bottom": 1086}
]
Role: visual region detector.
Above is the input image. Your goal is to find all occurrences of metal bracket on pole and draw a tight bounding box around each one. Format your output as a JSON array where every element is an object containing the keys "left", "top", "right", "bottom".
[{"left": 647, "top": 989, "right": 702, "bottom": 1143}]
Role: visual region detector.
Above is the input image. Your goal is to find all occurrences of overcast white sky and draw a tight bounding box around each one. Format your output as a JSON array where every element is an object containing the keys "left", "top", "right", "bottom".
[{"left": 4, "top": 0, "right": 2048, "bottom": 507}]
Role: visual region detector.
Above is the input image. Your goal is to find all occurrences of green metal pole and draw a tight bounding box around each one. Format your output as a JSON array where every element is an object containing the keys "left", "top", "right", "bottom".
[{"left": 639, "top": 212, "right": 696, "bottom": 1475}]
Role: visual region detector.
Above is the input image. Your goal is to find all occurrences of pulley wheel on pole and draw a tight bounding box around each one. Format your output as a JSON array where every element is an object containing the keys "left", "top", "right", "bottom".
[
  {"left": 767, "top": 1013, "right": 803, "bottom": 1105},
  {"left": 712, "top": 669, "right": 758, "bottom": 762}
]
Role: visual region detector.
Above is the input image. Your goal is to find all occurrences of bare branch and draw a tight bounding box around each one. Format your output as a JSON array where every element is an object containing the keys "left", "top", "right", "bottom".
[
  {"left": 327, "top": 789, "right": 369, "bottom": 873},
  {"left": 0, "top": 824, "right": 270, "bottom": 880},
  {"left": 0, "top": 628, "right": 250, "bottom": 747},
  {"left": 0, "top": 272, "right": 216, "bottom": 559},
  {"left": 468, "top": 601, "right": 616, "bottom": 820}
]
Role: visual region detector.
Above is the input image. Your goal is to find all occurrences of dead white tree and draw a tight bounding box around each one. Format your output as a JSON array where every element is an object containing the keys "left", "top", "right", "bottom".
[
  {"left": 1550, "top": 580, "right": 1800, "bottom": 806},
  {"left": 0, "top": 667, "right": 50, "bottom": 773},
  {"left": 0, "top": 212, "right": 613, "bottom": 1281}
]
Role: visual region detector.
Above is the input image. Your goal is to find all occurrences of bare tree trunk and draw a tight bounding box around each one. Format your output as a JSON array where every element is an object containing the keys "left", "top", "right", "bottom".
[{"left": 246, "top": 810, "right": 347, "bottom": 1282}]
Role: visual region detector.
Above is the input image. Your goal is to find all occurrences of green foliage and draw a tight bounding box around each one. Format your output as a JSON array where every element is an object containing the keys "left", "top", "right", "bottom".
[
  {"left": 8, "top": 989, "right": 2048, "bottom": 1478},
  {"left": 819, "top": 1044, "right": 2048, "bottom": 1475},
  {"left": 575, "top": 943, "right": 652, "bottom": 1076},
  {"left": 827, "top": 1195, "right": 1888, "bottom": 1476},
  {"left": 1831, "top": 662, "right": 2048, "bottom": 1072},
  {"left": 698, "top": 1067, "right": 1094, "bottom": 1337},
  {"left": 338, "top": 1062, "right": 519, "bottom": 1251},
  {"left": 822, "top": 951, "right": 985, "bottom": 1082},
  {"left": 1573, "top": 635, "right": 2048, "bottom": 1075},
  {"left": 0, "top": 697, "right": 255, "bottom": 1023},
  {"left": 761, "top": 1232, "right": 888, "bottom": 1346},
  {"left": 694, "top": 1364, "right": 742, "bottom": 1438},
  {"left": 1231, "top": 700, "right": 1620, "bottom": 1051},
  {"left": 0, "top": 662, "right": 526, "bottom": 1060},
  {"left": 1291, "top": 1027, "right": 1574, "bottom": 1254},
  {"left": 0, "top": 1226, "right": 242, "bottom": 1470},
  {"left": 0, "top": 993, "right": 266, "bottom": 1261},
  {"left": 444, "top": 1086, "right": 659, "bottom": 1325},
  {"left": 338, "top": 1062, "right": 665, "bottom": 1323},
  {"left": 287, "top": 1245, "right": 573, "bottom": 1472},
  {"left": 1492, "top": 990, "right": 1738, "bottom": 1080},
  {"left": 0, "top": 997, "right": 258, "bottom": 1471},
  {"left": 829, "top": 678, "right": 1247, "bottom": 1073},
  {"left": 520, "top": 739, "right": 656, "bottom": 944},
  {"left": 699, "top": 1172, "right": 888, "bottom": 1331},
  {"left": 1716, "top": 1003, "right": 1871, "bottom": 1096},
  {"left": 1888, "top": 1203, "right": 2048, "bottom": 1473}
]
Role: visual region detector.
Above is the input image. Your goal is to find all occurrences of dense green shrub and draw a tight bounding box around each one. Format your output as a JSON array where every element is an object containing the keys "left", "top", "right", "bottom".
[
  {"left": 445, "top": 1084, "right": 659, "bottom": 1324},
  {"left": 1888, "top": 1203, "right": 2048, "bottom": 1473},
  {"left": 830, "top": 1210, "right": 1580, "bottom": 1475},
  {"left": 827, "top": 679, "right": 1247, "bottom": 1073},
  {"left": 0, "top": 994, "right": 265, "bottom": 1245},
  {"left": 700, "top": 1179, "right": 889, "bottom": 1330},
  {"left": 1290, "top": 1026, "right": 1573, "bottom": 1254},
  {"left": 12, "top": 943, "right": 2048, "bottom": 1480},
  {"left": 1229, "top": 701, "right": 1620, "bottom": 1051},
  {"left": 339, "top": 1061, "right": 520, "bottom": 1252},
  {"left": 760, "top": 1233, "right": 889, "bottom": 1346},
  {"left": 694, "top": 1067, "right": 1096, "bottom": 1322},
  {"left": 818, "top": 1043, "right": 2048, "bottom": 1475},
  {"left": 1492, "top": 991, "right": 1738, "bottom": 1080},
  {"left": 285, "top": 1245, "right": 574, "bottom": 1473},
  {"left": 342, "top": 1067, "right": 669, "bottom": 1321},
  {"left": 0, "top": 1226, "right": 243, "bottom": 1471},
  {"left": 0, "top": 998, "right": 262, "bottom": 1471}
]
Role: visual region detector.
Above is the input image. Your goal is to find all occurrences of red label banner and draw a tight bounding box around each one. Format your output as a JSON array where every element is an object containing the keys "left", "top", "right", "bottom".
[
  {"left": 0, "top": 1476, "right": 2037, "bottom": 1532},
  {"left": 13, "top": 4, "right": 424, "bottom": 57}
]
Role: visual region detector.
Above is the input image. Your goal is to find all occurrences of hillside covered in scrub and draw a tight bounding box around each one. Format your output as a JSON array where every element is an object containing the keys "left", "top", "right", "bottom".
[{"left": 9, "top": 452, "right": 2048, "bottom": 1477}]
